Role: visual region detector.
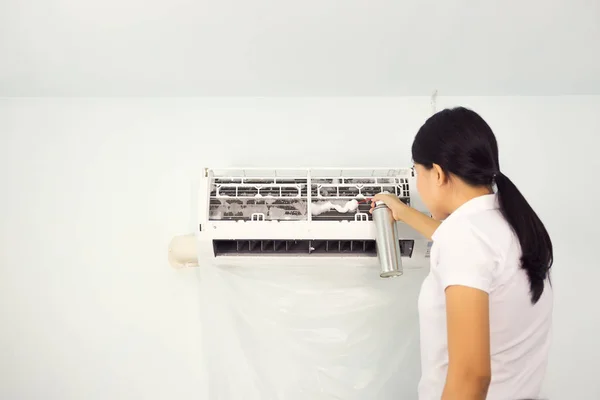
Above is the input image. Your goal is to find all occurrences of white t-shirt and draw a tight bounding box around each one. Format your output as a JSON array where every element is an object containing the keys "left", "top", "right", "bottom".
[{"left": 417, "top": 194, "right": 553, "bottom": 400}]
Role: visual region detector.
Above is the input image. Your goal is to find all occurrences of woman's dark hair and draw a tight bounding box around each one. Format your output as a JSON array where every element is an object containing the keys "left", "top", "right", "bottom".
[{"left": 411, "top": 107, "right": 552, "bottom": 304}]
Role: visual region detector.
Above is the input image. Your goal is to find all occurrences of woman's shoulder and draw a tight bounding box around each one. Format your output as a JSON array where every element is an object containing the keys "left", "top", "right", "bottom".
[{"left": 434, "top": 209, "right": 516, "bottom": 259}]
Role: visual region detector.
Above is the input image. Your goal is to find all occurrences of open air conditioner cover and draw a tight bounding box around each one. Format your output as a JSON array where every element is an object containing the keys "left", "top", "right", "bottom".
[{"left": 194, "top": 168, "right": 430, "bottom": 268}]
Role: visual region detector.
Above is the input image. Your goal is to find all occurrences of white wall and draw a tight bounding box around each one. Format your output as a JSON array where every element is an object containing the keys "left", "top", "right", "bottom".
[{"left": 0, "top": 96, "right": 598, "bottom": 399}]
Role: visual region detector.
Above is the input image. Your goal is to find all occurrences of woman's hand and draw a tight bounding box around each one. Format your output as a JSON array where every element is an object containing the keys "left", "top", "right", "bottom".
[
  {"left": 369, "top": 193, "right": 409, "bottom": 221},
  {"left": 370, "top": 193, "right": 441, "bottom": 240}
]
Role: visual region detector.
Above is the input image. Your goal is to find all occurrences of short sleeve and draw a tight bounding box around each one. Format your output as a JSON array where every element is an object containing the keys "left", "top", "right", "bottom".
[{"left": 434, "top": 225, "right": 497, "bottom": 293}]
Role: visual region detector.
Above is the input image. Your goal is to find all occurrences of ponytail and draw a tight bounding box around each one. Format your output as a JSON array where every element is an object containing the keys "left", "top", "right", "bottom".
[{"left": 495, "top": 172, "right": 553, "bottom": 304}]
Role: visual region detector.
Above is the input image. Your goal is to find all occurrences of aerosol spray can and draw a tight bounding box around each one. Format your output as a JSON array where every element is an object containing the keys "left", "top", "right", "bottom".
[{"left": 372, "top": 200, "right": 403, "bottom": 278}]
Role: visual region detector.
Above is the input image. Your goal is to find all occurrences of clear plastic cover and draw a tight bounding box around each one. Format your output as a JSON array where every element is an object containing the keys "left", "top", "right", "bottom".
[{"left": 197, "top": 262, "right": 427, "bottom": 399}]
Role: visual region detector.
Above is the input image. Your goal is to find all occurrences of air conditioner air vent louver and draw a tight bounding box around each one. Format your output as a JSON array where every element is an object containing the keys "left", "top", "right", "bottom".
[{"left": 213, "top": 239, "right": 414, "bottom": 257}]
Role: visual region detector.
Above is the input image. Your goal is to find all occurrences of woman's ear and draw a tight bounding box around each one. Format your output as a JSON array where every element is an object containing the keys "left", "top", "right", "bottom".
[{"left": 432, "top": 163, "right": 447, "bottom": 186}]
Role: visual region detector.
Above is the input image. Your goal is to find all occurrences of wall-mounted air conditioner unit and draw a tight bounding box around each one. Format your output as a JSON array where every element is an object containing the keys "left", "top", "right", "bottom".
[{"left": 169, "top": 168, "right": 432, "bottom": 272}]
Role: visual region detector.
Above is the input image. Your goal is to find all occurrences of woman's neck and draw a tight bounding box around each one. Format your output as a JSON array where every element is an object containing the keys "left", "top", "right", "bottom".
[{"left": 446, "top": 184, "right": 493, "bottom": 216}]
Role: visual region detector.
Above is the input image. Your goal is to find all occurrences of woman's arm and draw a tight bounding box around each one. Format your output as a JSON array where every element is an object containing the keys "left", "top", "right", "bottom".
[
  {"left": 370, "top": 193, "right": 441, "bottom": 240},
  {"left": 442, "top": 285, "right": 492, "bottom": 400}
]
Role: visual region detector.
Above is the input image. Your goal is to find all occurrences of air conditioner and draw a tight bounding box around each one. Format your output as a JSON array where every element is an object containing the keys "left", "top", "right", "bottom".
[{"left": 168, "top": 167, "right": 432, "bottom": 271}]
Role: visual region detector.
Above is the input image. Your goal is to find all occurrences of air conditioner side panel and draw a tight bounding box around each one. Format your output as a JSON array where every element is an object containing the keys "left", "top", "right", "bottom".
[{"left": 407, "top": 175, "right": 430, "bottom": 214}]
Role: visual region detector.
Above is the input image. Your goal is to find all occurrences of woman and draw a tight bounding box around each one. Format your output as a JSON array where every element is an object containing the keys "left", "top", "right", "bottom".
[{"left": 371, "top": 107, "right": 553, "bottom": 400}]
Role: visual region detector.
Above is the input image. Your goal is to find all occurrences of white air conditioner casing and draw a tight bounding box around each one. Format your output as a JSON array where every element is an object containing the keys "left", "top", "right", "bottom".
[{"left": 190, "top": 167, "right": 432, "bottom": 269}]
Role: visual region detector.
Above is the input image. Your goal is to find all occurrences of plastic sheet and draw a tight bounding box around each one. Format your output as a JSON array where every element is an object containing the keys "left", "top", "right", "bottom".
[{"left": 198, "top": 263, "right": 427, "bottom": 400}]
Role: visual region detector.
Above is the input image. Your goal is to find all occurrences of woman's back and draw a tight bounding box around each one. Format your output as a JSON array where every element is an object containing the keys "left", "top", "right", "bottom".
[{"left": 418, "top": 193, "right": 553, "bottom": 400}]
